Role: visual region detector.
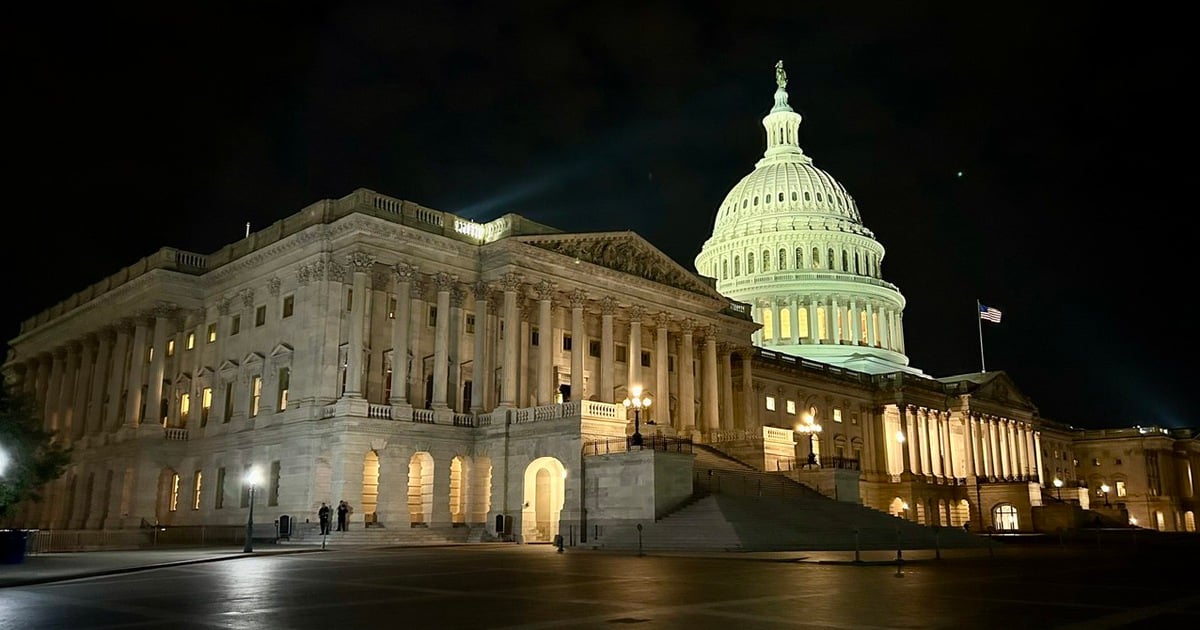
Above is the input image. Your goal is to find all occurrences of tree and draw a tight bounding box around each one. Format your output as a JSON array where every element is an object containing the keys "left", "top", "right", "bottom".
[{"left": 0, "top": 384, "right": 72, "bottom": 518}]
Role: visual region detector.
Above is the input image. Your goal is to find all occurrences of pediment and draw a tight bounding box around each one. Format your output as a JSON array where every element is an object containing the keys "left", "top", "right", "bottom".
[
  {"left": 243, "top": 352, "right": 265, "bottom": 365},
  {"left": 173, "top": 373, "right": 192, "bottom": 386},
  {"left": 938, "top": 370, "right": 1038, "bottom": 412},
  {"left": 270, "top": 343, "right": 294, "bottom": 358},
  {"left": 196, "top": 366, "right": 213, "bottom": 378},
  {"left": 218, "top": 359, "right": 239, "bottom": 372},
  {"left": 516, "top": 232, "right": 724, "bottom": 300}
]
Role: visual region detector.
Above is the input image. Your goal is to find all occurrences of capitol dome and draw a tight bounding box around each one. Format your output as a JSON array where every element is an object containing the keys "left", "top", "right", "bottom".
[{"left": 696, "top": 62, "right": 918, "bottom": 375}]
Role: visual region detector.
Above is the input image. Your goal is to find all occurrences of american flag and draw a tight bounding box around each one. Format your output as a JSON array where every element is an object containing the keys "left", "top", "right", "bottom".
[{"left": 979, "top": 304, "right": 1002, "bottom": 323}]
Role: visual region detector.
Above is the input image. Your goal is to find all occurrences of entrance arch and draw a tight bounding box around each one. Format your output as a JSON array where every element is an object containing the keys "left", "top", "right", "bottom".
[
  {"left": 992, "top": 503, "right": 1019, "bottom": 531},
  {"left": 449, "top": 455, "right": 468, "bottom": 525},
  {"left": 521, "top": 457, "right": 566, "bottom": 542},
  {"left": 408, "top": 452, "right": 434, "bottom": 527},
  {"left": 888, "top": 496, "right": 907, "bottom": 518},
  {"left": 362, "top": 450, "right": 379, "bottom": 526}
]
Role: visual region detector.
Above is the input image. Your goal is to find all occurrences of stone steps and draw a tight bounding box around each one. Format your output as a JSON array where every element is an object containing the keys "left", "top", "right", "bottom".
[{"left": 279, "top": 523, "right": 479, "bottom": 546}]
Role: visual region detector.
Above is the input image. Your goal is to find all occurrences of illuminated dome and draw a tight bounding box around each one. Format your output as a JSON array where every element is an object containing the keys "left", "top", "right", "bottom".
[{"left": 696, "top": 62, "right": 918, "bottom": 375}]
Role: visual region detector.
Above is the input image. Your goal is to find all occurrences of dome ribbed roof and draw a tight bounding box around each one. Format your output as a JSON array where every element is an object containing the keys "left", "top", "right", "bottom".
[{"left": 713, "top": 161, "right": 862, "bottom": 232}]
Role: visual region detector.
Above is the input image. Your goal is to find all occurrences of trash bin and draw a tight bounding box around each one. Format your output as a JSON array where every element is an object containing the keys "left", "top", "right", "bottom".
[{"left": 1, "top": 529, "right": 29, "bottom": 565}]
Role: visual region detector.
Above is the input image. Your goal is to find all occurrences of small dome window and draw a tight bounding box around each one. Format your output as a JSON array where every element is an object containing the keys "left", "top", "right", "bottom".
[
  {"left": 778, "top": 192, "right": 784, "bottom": 202},
  {"left": 804, "top": 192, "right": 811, "bottom": 201},
  {"left": 817, "top": 193, "right": 823, "bottom": 202},
  {"left": 791, "top": 192, "right": 798, "bottom": 201},
  {"left": 754, "top": 196, "right": 759, "bottom": 206},
  {"left": 743, "top": 199, "right": 748, "bottom": 208},
  {"left": 765, "top": 194, "right": 770, "bottom": 204}
]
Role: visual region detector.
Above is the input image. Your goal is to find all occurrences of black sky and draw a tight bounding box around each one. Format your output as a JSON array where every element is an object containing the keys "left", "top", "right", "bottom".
[{"left": 2, "top": 3, "right": 1189, "bottom": 429}]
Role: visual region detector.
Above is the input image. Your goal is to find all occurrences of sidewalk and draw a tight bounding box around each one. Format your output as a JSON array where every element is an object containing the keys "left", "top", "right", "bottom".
[{"left": 0, "top": 546, "right": 321, "bottom": 588}]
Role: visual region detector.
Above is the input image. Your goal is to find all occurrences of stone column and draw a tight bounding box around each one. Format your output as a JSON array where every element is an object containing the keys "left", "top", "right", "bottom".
[
  {"left": 719, "top": 344, "right": 734, "bottom": 430},
  {"left": 963, "top": 414, "right": 977, "bottom": 477},
  {"left": 940, "top": 412, "right": 955, "bottom": 478},
  {"left": 654, "top": 312, "right": 671, "bottom": 428},
  {"left": 627, "top": 305, "right": 644, "bottom": 393},
  {"left": 448, "top": 283, "right": 466, "bottom": 411},
  {"left": 678, "top": 319, "right": 696, "bottom": 432},
  {"left": 85, "top": 328, "right": 112, "bottom": 432},
  {"left": 864, "top": 302, "right": 877, "bottom": 347},
  {"left": 770, "top": 300, "right": 782, "bottom": 344},
  {"left": 499, "top": 272, "right": 521, "bottom": 408},
  {"left": 989, "top": 418, "right": 1002, "bottom": 479},
  {"left": 343, "top": 252, "right": 374, "bottom": 398},
  {"left": 407, "top": 275, "right": 428, "bottom": 406},
  {"left": 848, "top": 299, "right": 860, "bottom": 346},
  {"left": 534, "top": 280, "right": 556, "bottom": 405},
  {"left": 1033, "top": 431, "right": 1045, "bottom": 485},
  {"left": 789, "top": 297, "right": 800, "bottom": 344},
  {"left": 830, "top": 296, "right": 842, "bottom": 345},
  {"left": 471, "top": 281, "right": 491, "bottom": 412},
  {"left": 56, "top": 342, "right": 79, "bottom": 433},
  {"left": 599, "top": 296, "right": 617, "bottom": 404},
  {"left": 808, "top": 297, "right": 820, "bottom": 343},
  {"left": 900, "top": 407, "right": 914, "bottom": 476},
  {"left": 34, "top": 355, "right": 51, "bottom": 412},
  {"left": 43, "top": 349, "right": 65, "bottom": 432},
  {"left": 702, "top": 325, "right": 719, "bottom": 431},
  {"left": 429, "top": 271, "right": 456, "bottom": 410},
  {"left": 390, "top": 263, "right": 417, "bottom": 407},
  {"left": 105, "top": 323, "right": 131, "bottom": 432},
  {"left": 739, "top": 347, "right": 753, "bottom": 430},
  {"left": 145, "top": 306, "right": 174, "bottom": 426},
  {"left": 71, "top": 337, "right": 96, "bottom": 440},
  {"left": 569, "top": 290, "right": 588, "bottom": 404}
]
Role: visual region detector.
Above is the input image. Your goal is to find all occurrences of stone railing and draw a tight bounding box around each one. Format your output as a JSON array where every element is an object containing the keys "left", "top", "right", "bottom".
[
  {"left": 367, "top": 404, "right": 392, "bottom": 420},
  {"left": 580, "top": 400, "right": 622, "bottom": 420},
  {"left": 452, "top": 413, "right": 476, "bottom": 427},
  {"left": 322, "top": 405, "right": 336, "bottom": 419},
  {"left": 705, "top": 428, "right": 758, "bottom": 443},
  {"left": 163, "top": 427, "right": 189, "bottom": 441},
  {"left": 413, "top": 409, "right": 435, "bottom": 424}
]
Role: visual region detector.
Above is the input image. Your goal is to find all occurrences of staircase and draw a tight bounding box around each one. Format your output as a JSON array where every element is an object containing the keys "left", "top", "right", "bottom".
[
  {"left": 593, "top": 443, "right": 990, "bottom": 552},
  {"left": 279, "top": 522, "right": 480, "bottom": 547}
]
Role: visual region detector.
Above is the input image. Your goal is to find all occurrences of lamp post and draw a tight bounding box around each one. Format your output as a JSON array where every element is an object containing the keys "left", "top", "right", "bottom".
[
  {"left": 622, "top": 386, "right": 652, "bottom": 447},
  {"left": 795, "top": 410, "right": 822, "bottom": 468},
  {"left": 243, "top": 467, "right": 262, "bottom": 553},
  {"left": 1100, "top": 483, "right": 1111, "bottom": 508},
  {"left": 1053, "top": 478, "right": 1063, "bottom": 501}
]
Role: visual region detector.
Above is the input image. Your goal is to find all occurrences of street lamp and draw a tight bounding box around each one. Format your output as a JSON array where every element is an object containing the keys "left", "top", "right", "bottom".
[
  {"left": 795, "top": 409, "right": 822, "bottom": 468},
  {"left": 622, "top": 386, "right": 652, "bottom": 447},
  {"left": 1100, "top": 483, "right": 1111, "bottom": 508},
  {"left": 243, "top": 466, "right": 262, "bottom": 552},
  {"left": 1053, "top": 478, "right": 1063, "bottom": 501}
]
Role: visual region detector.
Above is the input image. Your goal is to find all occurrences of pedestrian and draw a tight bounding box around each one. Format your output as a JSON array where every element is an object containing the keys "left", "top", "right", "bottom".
[
  {"left": 337, "top": 500, "right": 350, "bottom": 532},
  {"left": 318, "top": 502, "right": 331, "bottom": 535}
]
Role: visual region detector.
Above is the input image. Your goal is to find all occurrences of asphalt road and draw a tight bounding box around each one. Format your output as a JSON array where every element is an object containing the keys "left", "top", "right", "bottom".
[{"left": 2, "top": 543, "right": 1198, "bottom": 629}]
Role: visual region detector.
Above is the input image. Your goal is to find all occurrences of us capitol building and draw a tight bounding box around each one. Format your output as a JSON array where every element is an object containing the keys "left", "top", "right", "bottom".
[{"left": 4, "top": 64, "right": 1197, "bottom": 545}]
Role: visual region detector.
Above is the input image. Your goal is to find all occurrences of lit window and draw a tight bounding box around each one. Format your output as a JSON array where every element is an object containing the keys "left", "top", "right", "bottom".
[
  {"left": 386, "top": 297, "right": 396, "bottom": 320},
  {"left": 283, "top": 295, "right": 295, "bottom": 318},
  {"left": 180, "top": 393, "right": 191, "bottom": 426},
  {"left": 1116, "top": 481, "right": 1127, "bottom": 497},
  {"left": 255, "top": 305, "right": 266, "bottom": 327},
  {"left": 186, "top": 332, "right": 195, "bottom": 350},
  {"left": 167, "top": 339, "right": 176, "bottom": 357},
  {"left": 277, "top": 368, "right": 290, "bottom": 411},
  {"left": 201, "top": 387, "right": 212, "bottom": 426},
  {"left": 169, "top": 473, "right": 180, "bottom": 512},
  {"left": 765, "top": 396, "right": 776, "bottom": 411},
  {"left": 207, "top": 323, "right": 217, "bottom": 343},
  {"left": 786, "top": 400, "right": 796, "bottom": 415},
  {"left": 250, "top": 375, "right": 262, "bottom": 417},
  {"left": 148, "top": 347, "right": 154, "bottom": 363},
  {"left": 833, "top": 409, "right": 843, "bottom": 423},
  {"left": 192, "top": 471, "right": 202, "bottom": 510}
]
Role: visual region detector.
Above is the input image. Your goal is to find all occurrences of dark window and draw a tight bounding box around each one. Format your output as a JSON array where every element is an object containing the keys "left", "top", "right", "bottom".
[
  {"left": 531, "top": 327, "right": 539, "bottom": 346},
  {"left": 214, "top": 468, "right": 226, "bottom": 509},
  {"left": 641, "top": 351, "right": 651, "bottom": 367},
  {"left": 562, "top": 334, "right": 572, "bottom": 351},
  {"left": 616, "top": 345, "right": 628, "bottom": 363},
  {"left": 231, "top": 316, "right": 241, "bottom": 335},
  {"left": 268, "top": 461, "right": 280, "bottom": 506},
  {"left": 255, "top": 305, "right": 266, "bottom": 327},
  {"left": 283, "top": 295, "right": 294, "bottom": 318},
  {"left": 589, "top": 340, "right": 601, "bottom": 358}
]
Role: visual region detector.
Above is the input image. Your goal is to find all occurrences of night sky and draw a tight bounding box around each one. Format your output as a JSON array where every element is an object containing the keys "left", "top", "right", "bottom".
[{"left": 2, "top": 4, "right": 1188, "bottom": 430}]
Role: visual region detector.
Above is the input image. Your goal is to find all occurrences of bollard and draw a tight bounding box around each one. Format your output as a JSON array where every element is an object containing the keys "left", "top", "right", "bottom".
[
  {"left": 555, "top": 533, "right": 564, "bottom": 553},
  {"left": 853, "top": 528, "right": 861, "bottom": 563},
  {"left": 894, "top": 528, "right": 904, "bottom": 577}
]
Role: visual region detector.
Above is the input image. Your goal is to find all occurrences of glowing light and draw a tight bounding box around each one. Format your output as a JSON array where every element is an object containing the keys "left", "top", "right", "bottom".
[
  {"left": 1053, "top": 478, "right": 1063, "bottom": 488},
  {"left": 895, "top": 431, "right": 906, "bottom": 443}
]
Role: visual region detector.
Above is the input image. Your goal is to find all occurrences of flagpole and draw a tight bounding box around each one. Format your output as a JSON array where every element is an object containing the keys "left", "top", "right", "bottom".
[{"left": 977, "top": 299, "right": 986, "bottom": 373}]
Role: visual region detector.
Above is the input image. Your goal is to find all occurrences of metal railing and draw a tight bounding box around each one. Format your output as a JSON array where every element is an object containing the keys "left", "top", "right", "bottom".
[{"left": 583, "top": 436, "right": 693, "bottom": 456}]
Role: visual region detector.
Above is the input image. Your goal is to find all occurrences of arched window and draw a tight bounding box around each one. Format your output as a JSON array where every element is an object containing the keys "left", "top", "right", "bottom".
[
  {"left": 798, "top": 307, "right": 810, "bottom": 338},
  {"left": 842, "top": 250, "right": 849, "bottom": 271},
  {"left": 779, "top": 308, "right": 792, "bottom": 338},
  {"left": 778, "top": 192, "right": 784, "bottom": 203},
  {"left": 748, "top": 252, "right": 755, "bottom": 274},
  {"left": 779, "top": 248, "right": 787, "bottom": 270},
  {"left": 827, "top": 248, "right": 835, "bottom": 270},
  {"left": 855, "top": 252, "right": 861, "bottom": 274},
  {"left": 812, "top": 247, "right": 820, "bottom": 269},
  {"left": 804, "top": 191, "right": 811, "bottom": 201},
  {"left": 722, "top": 259, "right": 728, "bottom": 280},
  {"left": 791, "top": 192, "right": 798, "bottom": 201},
  {"left": 762, "top": 250, "right": 770, "bottom": 271},
  {"left": 795, "top": 247, "right": 803, "bottom": 269},
  {"left": 993, "top": 503, "right": 1019, "bottom": 531},
  {"left": 761, "top": 308, "right": 774, "bottom": 342},
  {"left": 734, "top": 256, "right": 740, "bottom": 276},
  {"left": 816, "top": 306, "right": 828, "bottom": 340}
]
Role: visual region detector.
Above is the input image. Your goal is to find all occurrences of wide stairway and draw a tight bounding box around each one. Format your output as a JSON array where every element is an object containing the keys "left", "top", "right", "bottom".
[
  {"left": 277, "top": 522, "right": 482, "bottom": 547},
  {"left": 592, "top": 444, "right": 990, "bottom": 552}
]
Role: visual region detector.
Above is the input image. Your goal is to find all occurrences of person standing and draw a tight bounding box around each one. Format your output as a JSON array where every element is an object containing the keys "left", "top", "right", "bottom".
[
  {"left": 337, "top": 500, "right": 350, "bottom": 532},
  {"left": 318, "top": 502, "right": 331, "bottom": 535}
]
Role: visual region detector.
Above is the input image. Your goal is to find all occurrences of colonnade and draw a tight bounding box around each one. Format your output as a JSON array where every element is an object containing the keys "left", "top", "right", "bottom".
[
  {"left": 751, "top": 294, "right": 905, "bottom": 354},
  {"left": 895, "top": 405, "right": 1042, "bottom": 483}
]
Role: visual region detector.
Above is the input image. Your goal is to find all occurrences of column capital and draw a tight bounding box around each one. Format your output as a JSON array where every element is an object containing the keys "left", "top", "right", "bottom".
[
  {"left": 497, "top": 271, "right": 523, "bottom": 293},
  {"left": 393, "top": 261, "right": 420, "bottom": 282},
  {"left": 450, "top": 284, "right": 467, "bottom": 308},
  {"left": 346, "top": 251, "right": 376, "bottom": 273},
  {"left": 472, "top": 280, "right": 492, "bottom": 301},
  {"left": 152, "top": 301, "right": 180, "bottom": 319},
  {"left": 533, "top": 279, "right": 556, "bottom": 301},
  {"left": 114, "top": 318, "right": 137, "bottom": 335},
  {"left": 296, "top": 263, "right": 312, "bottom": 286},
  {"left": 267, "top": 276, "right": 282, "bottom": 296},
  {"left": 410, "top": 275, "right": 429, "bottom": 300},
  {"left": 239, "top": 289, "right": 256, "bottom": 308},
  {"left": 628, "top": 304, "right": 645, "bottom": 323},
  {"left": 568, "top": 288, "right": 588, "bottom": 309},
  {"left": 705, "top": 324, "right": 719, "bottom": 341},
  {"left": 599, "top": 295, "right": 619, "bottom": 316},
  {"left": 654, "top": 311, "right": 672, "bottom": 329},
  {"left": 679, "top": 318, "right": 696, "bottom": 335},
  {"left": 432, "top": 271, "right": 458, "bottom": 293}
]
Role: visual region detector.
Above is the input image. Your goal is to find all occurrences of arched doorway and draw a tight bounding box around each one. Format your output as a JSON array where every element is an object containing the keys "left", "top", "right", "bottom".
[
  {"left": 362, "top": 450, "right": 380, "bottom": 526},
  {"left": 955, "top": 499, "right": 970, "bottom": 527},
  {"left": 992, "top": 503, "right": 1019, "bottom": 531},
  {"left": 888, "top": 496, "right": 907, "bottom": 518},
  {"left": 449, "top": 456, "right": 468, "bottom": 525},
  {"left": 521, "top": 457, "right": 566, "bottom": 542},
  {"left": 408, "top": 452, "right": 434, "bottom": 527},
  {"left": 1185, "top": 511, "right": 1196, "bottom": 532}
]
